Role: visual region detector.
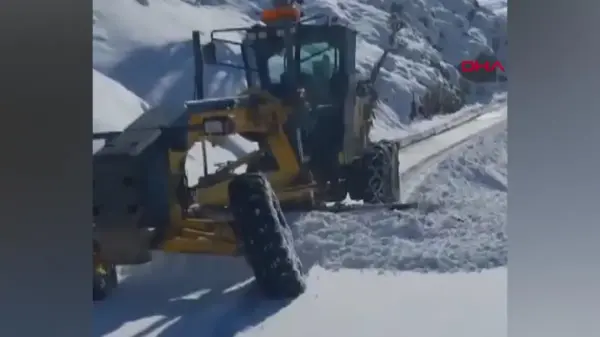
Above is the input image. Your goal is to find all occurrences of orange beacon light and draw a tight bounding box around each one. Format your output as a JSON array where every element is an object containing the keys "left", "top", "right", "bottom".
[{"left": 261, "top": 5, "right": 301, "bottom": 23}]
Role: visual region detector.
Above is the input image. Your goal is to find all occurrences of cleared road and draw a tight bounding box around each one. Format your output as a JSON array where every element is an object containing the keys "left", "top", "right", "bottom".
[{"left": 398, "top": 105, "right": 507, "bottom": 176}]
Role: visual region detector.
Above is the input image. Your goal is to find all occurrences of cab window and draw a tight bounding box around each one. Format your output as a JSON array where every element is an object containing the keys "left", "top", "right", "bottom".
[
  {"left": 266, "top": 41, "right": 339, "bottom": 84},
  {"left": 298, "top": 42, "right": 338, "bottom": 79}
]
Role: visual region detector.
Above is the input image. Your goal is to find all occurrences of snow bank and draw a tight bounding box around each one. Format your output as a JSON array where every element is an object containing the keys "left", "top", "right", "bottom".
[{"left": 292, "top": 124, "right": 506, "bottom": 273}]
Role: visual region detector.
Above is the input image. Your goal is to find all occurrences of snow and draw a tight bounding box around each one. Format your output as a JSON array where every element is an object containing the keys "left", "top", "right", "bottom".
[
  {"left": 92, "top": 69, "right": 150, "bottom": 152},
  {"left": 371, "top": 90, "right": 506, "bottom": 141},
  {"left": 479, "top": 0, "right": 507, "bottom": 17},
  {"left": 93, "top": 0, "right": 507, "bottom": 336},
  {"left": 292, "top": 118, "right": 506, "bottom": 272},
  {"left": 96, "top": 266, "right": 505, "bottom": 337},
  {"left": 235, "top": 267, "right": 506, "bottom": 337},
  {"left": 93, "top": 69, "right": 149, "bottom": 132},
  {"left": 399, "top": 101, "right": 505, "bottom": 178}
]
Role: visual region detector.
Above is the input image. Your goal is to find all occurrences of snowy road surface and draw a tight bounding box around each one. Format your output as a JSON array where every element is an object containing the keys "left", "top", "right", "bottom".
[
  {"left": 233, "top": 268, "right": 505, "bottom": 337},
  {"left": 399, "top": 102, "right": 507, "bottom": 175}
]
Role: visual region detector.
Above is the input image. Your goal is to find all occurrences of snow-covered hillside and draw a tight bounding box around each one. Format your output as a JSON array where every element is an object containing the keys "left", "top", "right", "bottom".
[
  {"left": 480, "top": 0, "right": 507, "bottom": 16},
  {"left": 93, "top": 0, "right": 507, "bottom": 133}
]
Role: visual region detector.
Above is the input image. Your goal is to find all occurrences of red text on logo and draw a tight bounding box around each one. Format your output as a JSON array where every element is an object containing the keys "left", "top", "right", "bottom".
[{"left": 460, "top": 60, "right": 505, "bottom": 73}]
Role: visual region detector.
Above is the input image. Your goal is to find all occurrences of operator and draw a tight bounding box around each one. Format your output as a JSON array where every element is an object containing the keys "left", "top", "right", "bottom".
[
  {"left": 317, "top": 54, "right": 332, "bottom": 83},
  {"left": 308, "top": 54, "right": 333, "bottom": 105}
]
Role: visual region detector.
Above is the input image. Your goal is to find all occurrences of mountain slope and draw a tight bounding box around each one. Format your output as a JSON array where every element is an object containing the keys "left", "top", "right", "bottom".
[
  {"left": 93, "top": 0, "right": 507, "bottom": 134},
  {"left": 479, "top": 0, "right": 507, "bottom": 16}
]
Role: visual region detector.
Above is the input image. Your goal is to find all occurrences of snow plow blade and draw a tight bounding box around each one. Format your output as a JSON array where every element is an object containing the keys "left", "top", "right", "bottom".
[{"left": 316, "top": 201, "right": 425, "bottom": 213}]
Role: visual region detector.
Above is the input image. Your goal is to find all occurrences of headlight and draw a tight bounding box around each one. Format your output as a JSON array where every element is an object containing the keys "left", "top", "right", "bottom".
[{"left": 204, "top": 120, "right": 225, "bottom": 134}]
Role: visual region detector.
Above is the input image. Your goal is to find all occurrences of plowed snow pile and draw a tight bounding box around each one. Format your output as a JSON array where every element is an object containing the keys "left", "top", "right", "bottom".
[{"left": 292, "top": 127, "right": 507, "bottom": 272}]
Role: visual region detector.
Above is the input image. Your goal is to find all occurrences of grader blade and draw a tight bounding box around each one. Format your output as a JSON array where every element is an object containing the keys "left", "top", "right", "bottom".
[{"left": 313, "top": 201, "right": 437, "bottom": 213}]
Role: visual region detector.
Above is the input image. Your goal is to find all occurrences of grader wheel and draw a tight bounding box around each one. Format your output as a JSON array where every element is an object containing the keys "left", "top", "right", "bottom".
[
  {"left": 93, "top": 241, "right": 118, "bottom": 301},
  {"left": 348, "top": 140, "right": 401, "bottom": 204},
  {"left": 228, "top": 173, "right": 306, "bottom": 299}
]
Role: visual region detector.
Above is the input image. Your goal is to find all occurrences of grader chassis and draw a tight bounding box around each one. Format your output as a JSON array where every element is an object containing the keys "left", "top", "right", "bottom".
[{"left": 92, "top": 1, "right": 417, "bottom": 301}]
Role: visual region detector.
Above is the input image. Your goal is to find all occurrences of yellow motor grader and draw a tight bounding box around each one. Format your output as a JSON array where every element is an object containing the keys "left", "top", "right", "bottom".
[{"left": 92, "top": 0, "right": 415, "bottom": 301}]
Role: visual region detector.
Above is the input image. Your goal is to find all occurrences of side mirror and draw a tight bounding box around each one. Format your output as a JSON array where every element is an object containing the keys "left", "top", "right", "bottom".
[{"left": 202, "top": 42, "right": 217, "bottom": 65}]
